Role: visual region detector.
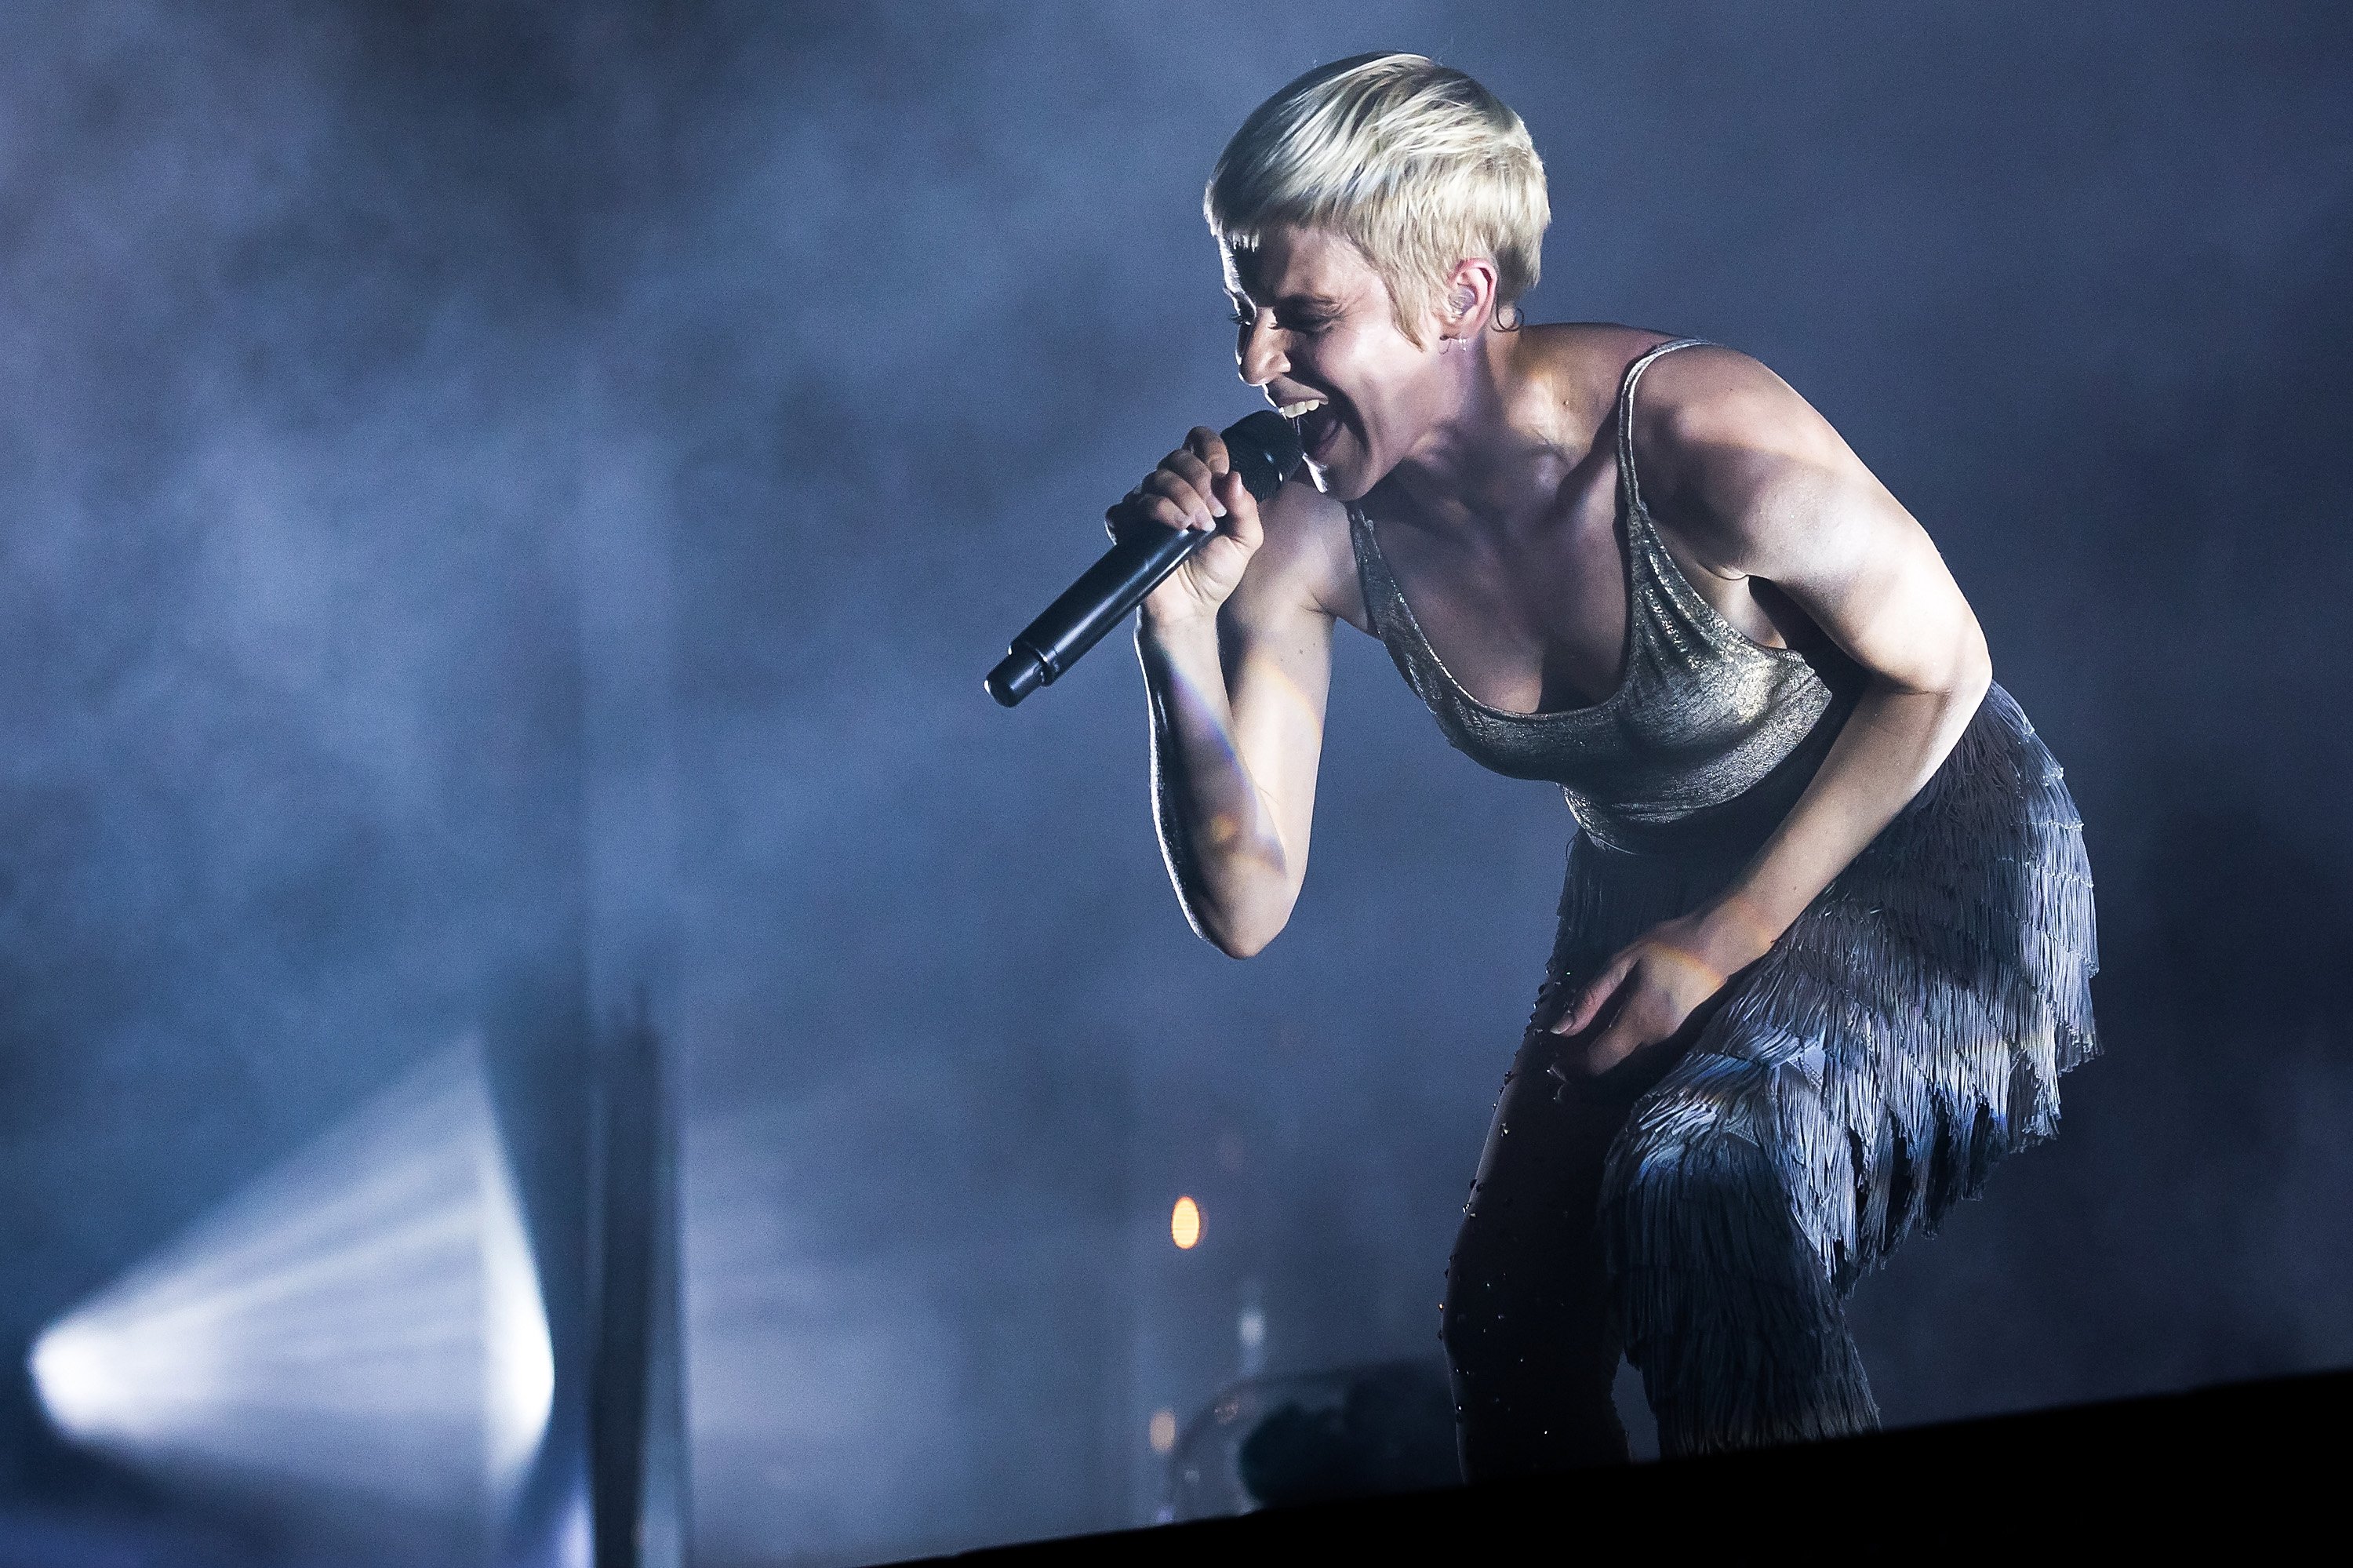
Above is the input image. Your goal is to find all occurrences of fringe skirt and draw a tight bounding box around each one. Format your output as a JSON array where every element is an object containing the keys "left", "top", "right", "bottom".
[{"left": 1541, "top": 682, "right": 2098, "bottom": 1450}]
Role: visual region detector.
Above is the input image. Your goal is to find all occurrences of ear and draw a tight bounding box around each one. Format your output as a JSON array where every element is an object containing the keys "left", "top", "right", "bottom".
[{"left": 1438, "top": 256, "right": 1502, "bottom": 342}]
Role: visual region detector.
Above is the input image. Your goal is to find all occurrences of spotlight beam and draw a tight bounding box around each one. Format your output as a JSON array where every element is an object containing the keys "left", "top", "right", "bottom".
[{"left": 30, "top": 1036, "right": 555, "bottom": 1524}]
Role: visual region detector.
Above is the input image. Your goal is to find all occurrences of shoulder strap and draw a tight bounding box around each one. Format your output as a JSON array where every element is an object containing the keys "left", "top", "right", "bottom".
[
  {"left": 1615, "top": 337, "right": 1711, "bottom": 521},
  {"left": 1345, "top": 500, "right": 1402, "bottom": 645}
]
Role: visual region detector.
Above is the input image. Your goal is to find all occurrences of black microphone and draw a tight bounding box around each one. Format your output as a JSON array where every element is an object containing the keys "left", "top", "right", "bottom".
[{"left": 984, "top": 411, "right": 1305, "bottom": 708}]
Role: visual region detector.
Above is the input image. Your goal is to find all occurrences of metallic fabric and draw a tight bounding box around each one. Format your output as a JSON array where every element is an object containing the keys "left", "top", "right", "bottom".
[
  {"left": 1361, "top": 339, "right": 2100, "bottom": 1461},
  {"left": 1349, "top": 338, "right": 1863, "bottom": 855}
]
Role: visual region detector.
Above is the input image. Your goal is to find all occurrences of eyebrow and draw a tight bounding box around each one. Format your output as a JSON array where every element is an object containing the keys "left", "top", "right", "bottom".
[{"left": 1231, "top": 289, "right": 1345, "bottom": 316}]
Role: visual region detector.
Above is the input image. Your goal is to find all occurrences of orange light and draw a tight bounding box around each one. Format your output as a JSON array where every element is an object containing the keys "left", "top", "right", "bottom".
[
  {"left": 1148, "top": 1408, "right": 1177, "bottom": 1453},
  {"left": 1170, "top": 1195, "right": 1202, "bottom": 1250}
]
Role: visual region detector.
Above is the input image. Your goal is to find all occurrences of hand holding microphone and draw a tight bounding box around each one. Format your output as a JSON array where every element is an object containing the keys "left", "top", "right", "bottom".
[
  {"left": 984, "top": 412, "right": 1303, "bottom": 707},
  {"left": 1115, "top": 423, "right": 1272, "bottom": 627}
]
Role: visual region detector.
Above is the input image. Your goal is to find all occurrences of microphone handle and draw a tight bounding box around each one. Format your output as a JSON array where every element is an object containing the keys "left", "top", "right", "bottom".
[
  {"left": 985, "top": 409, "right": 1300, "bottom": 708},
  {"left": 985, "top": 524, "right": 1206, "bottom": 707}
]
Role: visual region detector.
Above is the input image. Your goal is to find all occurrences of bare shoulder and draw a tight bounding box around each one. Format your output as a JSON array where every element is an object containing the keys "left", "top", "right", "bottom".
[
  {"left": 1227, "top": 474, "right": 1365, "bottom": 634},
  {"left": 1503, "top": 326, "right": 1831, "bottom": 457},
  {"left": 1503, "top": 322, "right": 1678, "bottom": 426},
  {"left": 1627, "top": 341, "right": 1908, "bottom": 580},
  {"left": 1627, "top": 340, "right": 1849, "bottom": 478},
  {"left": 1517, "top": 320, "right": 1680, "bottom": 369}
]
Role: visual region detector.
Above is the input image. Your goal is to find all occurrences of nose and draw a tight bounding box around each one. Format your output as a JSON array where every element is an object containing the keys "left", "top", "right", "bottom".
[{"left": 1236, "top": 315, "right": 1286, "bottom": 387}]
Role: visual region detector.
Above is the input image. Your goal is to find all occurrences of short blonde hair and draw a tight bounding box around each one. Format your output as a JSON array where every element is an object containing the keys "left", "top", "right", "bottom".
[{"left": 1205, "top": 53, "right": 1549, "bottom": 344}]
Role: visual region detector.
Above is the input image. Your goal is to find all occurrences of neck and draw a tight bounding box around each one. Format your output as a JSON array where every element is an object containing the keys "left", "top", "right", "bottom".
[{"left": 1384, "top": 328, "right": 1573, "bottom": 533}]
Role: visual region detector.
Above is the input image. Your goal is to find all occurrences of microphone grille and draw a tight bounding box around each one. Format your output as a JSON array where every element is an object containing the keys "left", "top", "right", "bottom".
[{"left": 1221, "top": 411, "right": 1306, "bottom": 503}]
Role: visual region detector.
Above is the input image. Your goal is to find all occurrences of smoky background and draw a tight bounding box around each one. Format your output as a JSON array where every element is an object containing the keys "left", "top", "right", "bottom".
[{"left": 1, "top": 1, "right": 2350, "bottom": 1563}]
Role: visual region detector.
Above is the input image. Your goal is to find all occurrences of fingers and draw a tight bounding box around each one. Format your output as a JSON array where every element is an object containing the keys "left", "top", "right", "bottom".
[
  {"left": 1140, "top": 468, "right": 1218, "bottom": 531},
  {"left": 1551, "top": 952, "right": 1632, "bottom": 1035},
  {"left": 1107, "top": 486, "right": 1199, "bottom": 539},
  {"left": 1212, "top": 469, "right": 1264, "bottom": 550},
  {"left": 1144, "top": 438, "right": 1233, "bottom": 533},
  {"left": 1580, "top": 1014, "right": 1644, "bottom": 1075},
  {"left": 1106, "top": 472, "right": 1212, "bottom": 539},
  {"left": 1104, "top": 427, "right": 1257, "bottom": 547},
  {"left": 1547, "top": 918, "right": 1740, "bottom": 1077},
  {"left": 1551, "top": 970, "right": 1657, "bottom": 1078},
  {"left": 1184, "top": 425, "right": 1231, "bottom": 478}
]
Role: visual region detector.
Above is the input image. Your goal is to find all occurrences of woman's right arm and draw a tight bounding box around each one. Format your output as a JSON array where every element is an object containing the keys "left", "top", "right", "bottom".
[{"left": 1115, "top": 427, "right": 1340, "bottom": 958}]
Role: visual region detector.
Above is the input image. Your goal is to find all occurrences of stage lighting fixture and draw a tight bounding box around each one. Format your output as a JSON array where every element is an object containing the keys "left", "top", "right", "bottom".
[{"left": 28, "top": 1037, "right": 555, "bottom": 1525}]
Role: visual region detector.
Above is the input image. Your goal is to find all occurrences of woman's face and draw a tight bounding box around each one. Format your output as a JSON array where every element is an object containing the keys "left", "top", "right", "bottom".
[{"left": 1222, "top": 224, "right": 1449, "bottom": 502}]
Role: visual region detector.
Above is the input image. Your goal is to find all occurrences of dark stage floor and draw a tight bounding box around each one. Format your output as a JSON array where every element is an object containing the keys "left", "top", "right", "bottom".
[{"left": 919, "top": 1369, "right": 2351, "bottom": 1562}]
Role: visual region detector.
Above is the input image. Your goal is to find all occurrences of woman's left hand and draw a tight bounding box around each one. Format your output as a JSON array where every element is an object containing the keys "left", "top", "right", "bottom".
[{"left": 1547, "top": 900, "right": 1780, "bottom": 1075}]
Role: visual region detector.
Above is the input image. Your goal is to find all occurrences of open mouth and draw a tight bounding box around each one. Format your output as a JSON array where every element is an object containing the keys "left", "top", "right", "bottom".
[{"left": 1276, "top": 396, "right": 1344, "bottom": 461}]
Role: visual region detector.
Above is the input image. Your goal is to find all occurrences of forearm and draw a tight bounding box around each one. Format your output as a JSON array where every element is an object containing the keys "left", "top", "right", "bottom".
[
  {"left": 1557, "top": 353, "right": 2008, "bottom": 1066},
  {"left": 1136, "top": 611, "right": 1296, "bottom": 955},
  {"left": 1715, "top": 659, "right": 1991, "bottom": 953}
]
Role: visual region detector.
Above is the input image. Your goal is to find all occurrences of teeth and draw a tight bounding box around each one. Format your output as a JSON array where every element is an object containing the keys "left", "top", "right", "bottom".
[{"left": 1277, "top": 399, "right": 1325, "bottom": 419}]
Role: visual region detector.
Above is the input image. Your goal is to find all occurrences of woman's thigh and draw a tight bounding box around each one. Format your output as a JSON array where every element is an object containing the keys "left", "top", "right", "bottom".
[{"left": 1443, "top": 1031, "right": 1675, "bottom": 1472}]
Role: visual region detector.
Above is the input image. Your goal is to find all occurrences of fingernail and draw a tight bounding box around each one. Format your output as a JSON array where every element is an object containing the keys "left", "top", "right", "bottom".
[{"left": 1210, "top": 502, "right": 1227, "bottom": 518}]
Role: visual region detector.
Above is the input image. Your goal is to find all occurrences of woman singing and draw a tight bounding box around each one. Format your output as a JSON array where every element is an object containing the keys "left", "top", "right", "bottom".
[{"left": 1111, "top": 53, "right": 2097, "bottom": 1471}]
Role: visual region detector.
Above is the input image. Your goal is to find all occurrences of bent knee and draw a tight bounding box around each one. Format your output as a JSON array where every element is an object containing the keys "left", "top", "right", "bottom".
[{"left": 1602, "top": 1100, "right": 1807, "bottom": 1284}]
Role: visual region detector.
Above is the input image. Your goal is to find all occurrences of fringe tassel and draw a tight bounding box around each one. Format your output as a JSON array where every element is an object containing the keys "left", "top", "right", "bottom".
[{"left": 1560, "top": 686, "right": 2097, "bottom": 1453}]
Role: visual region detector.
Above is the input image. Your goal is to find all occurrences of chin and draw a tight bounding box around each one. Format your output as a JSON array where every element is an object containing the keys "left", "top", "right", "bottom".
[{"left": 1305, "top": 452, "right": 1377, "bottom": 504}]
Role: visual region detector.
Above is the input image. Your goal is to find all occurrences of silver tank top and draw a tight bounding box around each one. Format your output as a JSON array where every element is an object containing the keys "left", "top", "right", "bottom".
[{"left": 1349, "top": 337, "right": 1864, "bottom": 854}]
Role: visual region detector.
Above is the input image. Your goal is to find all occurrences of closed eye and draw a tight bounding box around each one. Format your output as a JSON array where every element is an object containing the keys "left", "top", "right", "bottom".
[{"left": 1227, "top": 306, "right": 1333, "bottom": 335}]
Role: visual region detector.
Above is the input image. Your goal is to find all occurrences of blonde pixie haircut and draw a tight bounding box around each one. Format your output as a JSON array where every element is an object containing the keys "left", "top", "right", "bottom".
[{"left": 1206, "top": 53, "right": 1550, "bottom": 344}]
